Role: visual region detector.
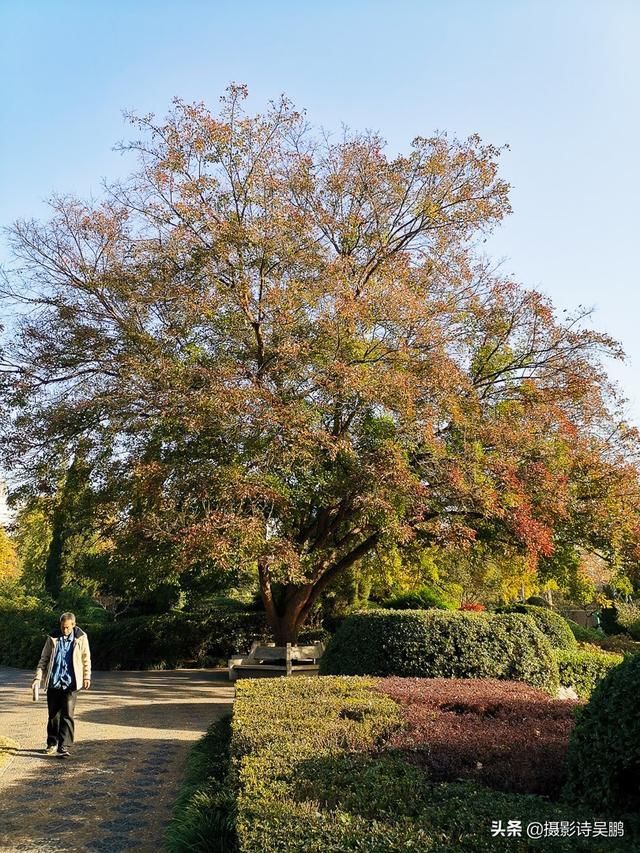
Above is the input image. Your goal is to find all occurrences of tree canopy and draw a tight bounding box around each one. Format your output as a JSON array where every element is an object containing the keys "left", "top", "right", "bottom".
[{"left": 2, "top": 85, "right": 639, "bottom": 641}]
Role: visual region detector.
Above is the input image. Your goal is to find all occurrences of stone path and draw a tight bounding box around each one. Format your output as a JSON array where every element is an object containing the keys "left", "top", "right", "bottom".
[{"left": 0, "top": 667, "right": 234, "bottom": 852}]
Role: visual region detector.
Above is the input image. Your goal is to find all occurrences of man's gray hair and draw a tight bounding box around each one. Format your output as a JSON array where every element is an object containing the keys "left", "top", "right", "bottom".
[{"left": 59, "top": 612, "right": 76, "bottom": 624}]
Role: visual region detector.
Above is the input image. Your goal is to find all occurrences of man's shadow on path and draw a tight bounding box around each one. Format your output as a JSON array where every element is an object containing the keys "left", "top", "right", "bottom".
[{"left": 6, "top": 747, "right": 52, "bottom": 760}]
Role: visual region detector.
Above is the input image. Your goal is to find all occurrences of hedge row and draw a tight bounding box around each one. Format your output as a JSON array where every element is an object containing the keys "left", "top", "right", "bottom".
[
  {"left": 556, "top": 648, "right": 624, "bottom": 699},
  {"left": 497, "top": 604, "right": 578, "bottom": 651},
  {"left": 88, "top": 611, "right": 272, "bottom": 670},
  {"left": 566, "top": 621, "right": 604, "bottom": 644},
  {"left": 165, "top": 715, "right": 237, "bottom": 852},
  {"left": 564, "top": 654, "right": 640, "bottom": 815},
  {"left": 0, "top": 601, "right": 333, "bottom": 670},
  {"left": 0, "top": 602, "right": 59, "bottom": 669},
  {"left": 229, "top": 677, "right": 633, "bottom": 852},
  {"left": 320, "top": 610, "right": 560, "bottom": 692},
  {"left": 0, "top": 605, "right": 273, "bottom": 670}
]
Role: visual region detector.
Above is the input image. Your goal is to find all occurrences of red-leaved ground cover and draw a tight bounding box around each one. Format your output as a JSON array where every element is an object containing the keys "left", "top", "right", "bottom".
[{"left": 377, "top": 678, "right": 580, "bottom": 798}]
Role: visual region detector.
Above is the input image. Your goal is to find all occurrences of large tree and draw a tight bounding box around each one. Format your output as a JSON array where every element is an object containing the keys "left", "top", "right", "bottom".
[{"left": 2, "top": 85, "right": 639, "bottom": 641}]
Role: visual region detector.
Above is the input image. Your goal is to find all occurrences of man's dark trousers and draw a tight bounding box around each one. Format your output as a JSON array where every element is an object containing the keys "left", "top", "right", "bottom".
[{"left": 46, "top": 687, "right": 77, "bottom": 748}]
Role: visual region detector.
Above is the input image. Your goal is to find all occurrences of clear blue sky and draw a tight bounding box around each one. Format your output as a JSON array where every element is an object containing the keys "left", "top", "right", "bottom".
[{"left": 1, "top": 0, "right": 639, "bottom": 420}]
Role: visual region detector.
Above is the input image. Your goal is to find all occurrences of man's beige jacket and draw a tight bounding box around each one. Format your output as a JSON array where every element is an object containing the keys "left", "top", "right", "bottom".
[{"left": 35, "top": 626, "right": 91, "bottom": 691}]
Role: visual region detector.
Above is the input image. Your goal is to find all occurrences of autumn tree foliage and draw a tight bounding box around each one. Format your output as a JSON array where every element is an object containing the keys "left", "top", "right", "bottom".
[
  {"left": 1, "top": 85, "right": 639, "bottom": 642},
  {"left": 0, "top": 527, "right": 20, "bottom": 580}
]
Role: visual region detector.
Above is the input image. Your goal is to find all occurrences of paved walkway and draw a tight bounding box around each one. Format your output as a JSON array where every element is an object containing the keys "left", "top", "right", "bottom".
[{"left": 0, "top": 667, "right": 234, "bottom": 852}]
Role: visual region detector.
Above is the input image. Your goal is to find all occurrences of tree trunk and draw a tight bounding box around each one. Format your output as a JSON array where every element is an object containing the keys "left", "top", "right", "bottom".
[
  {"left": 258, "top": 532, "right": 381, "bottom": 645},
  {"left": 260, "top": 578, "right": 315, "bottom": 645}
]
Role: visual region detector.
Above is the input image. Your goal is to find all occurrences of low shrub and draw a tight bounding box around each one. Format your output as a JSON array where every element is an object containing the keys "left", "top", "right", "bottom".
[
  {"left": 525, "top": 595, "right": 552, "bottom": 608},
  {"left": 296, "top": 627, "right": 333, "bottom": 647},
  {"left": 564, "top": 654, "right": 640, "bottom": 815},
  {"left": 89, "top": 610, "right": 270, "bottom": 670},
  {"left": 566, "top": 620, "right": 603, "bottom": 644},
  {"left": 497, "top": 604, "right": 577, "bottom": 651},
  {"left": 378, "top": 677, "right": 577, "bottom": 797},
  {"left": 165, "top": 715, "right": 237, "bottom": 852},
  {"left": 567, "top": 620, "right": 640, "bottom": 655},
  {"left": 320, "top": 610, "right": 560, "bottom": 692},
  {"left": 379, "top": 585, "right": 453, "bottom": 611},
  {"left": 555, "top": 647, "right": 623, "bottom": 700},
  {"left": 1, "top": 584, "right": 318, "bottom": 670},
  {"left": 230, "top": 677, "right": 636, "bottom": 852},
  {"left": 614, "top": 602, "right": 640, "bottom": 640},
  {"left": 597, "top": 634, "right": 640, "bottom": 655},
  {"left": 0, "top": 582, "right": 57, "bottom": 668}
]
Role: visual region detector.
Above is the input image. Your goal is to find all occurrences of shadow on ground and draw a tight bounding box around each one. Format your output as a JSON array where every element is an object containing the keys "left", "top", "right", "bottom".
[
  {"left": 79, "top": 701, "right": 227, "bottom": 731},
  {"left": 0, "top": 737, "right": 190, "bottom": 852}
]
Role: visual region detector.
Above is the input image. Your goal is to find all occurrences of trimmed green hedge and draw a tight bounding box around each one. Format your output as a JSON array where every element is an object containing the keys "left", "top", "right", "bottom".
[
  {"left": 0, "top": 590, "right": 57, "bottom": 668},
  {"left": 565, "top": 654, "right": 640, "bottom": 815},
  {"left": 88, "top": 610, "right": 271, "bottom": 670},
  {"left": 230, "top": 677, "right": 637, "bottom": 852},
  {"left": 556, "top": 648, "right": 624, "bottom": 699},
  {"left": 380, "top": 585, "right": 453, "bottom": 611},
  {"left": 567, "top": 620, "right": 603, "bottom": 644},
  {"left": 0, "top": 599, "right": 272, "bottom": 670},
  {"left": 497, "top": 605, "right": 578, "bottom": 651},
  {"left": 165, "top": 714, "right": 237, "bottom": 852},
  {"left": 319, "top": 610, "right": 560, "bottom": 692}
]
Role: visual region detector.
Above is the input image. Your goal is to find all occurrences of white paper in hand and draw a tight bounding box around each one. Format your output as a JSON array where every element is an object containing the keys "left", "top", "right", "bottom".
[{"left": 32, "top": 682, "right": 39, "bottom": 702}]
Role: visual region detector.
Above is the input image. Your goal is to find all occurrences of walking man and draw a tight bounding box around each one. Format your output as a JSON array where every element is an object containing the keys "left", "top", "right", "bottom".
[{"left": 32, "top": 612, "right": 91, "bottom": 758}]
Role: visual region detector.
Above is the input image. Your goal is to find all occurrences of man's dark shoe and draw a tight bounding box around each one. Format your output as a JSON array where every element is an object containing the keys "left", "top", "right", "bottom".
[{"left": 57, "top": 747, "right": 71, "bottom": 758}]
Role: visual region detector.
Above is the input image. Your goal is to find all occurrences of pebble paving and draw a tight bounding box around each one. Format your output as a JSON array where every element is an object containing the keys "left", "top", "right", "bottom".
[{"left": 0, "top": 666, "right": 234, "bottom": 852}]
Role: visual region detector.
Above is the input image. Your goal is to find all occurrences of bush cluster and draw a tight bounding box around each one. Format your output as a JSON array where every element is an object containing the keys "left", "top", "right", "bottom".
[
  {"left": 594, "top": 634, "right": 640, "bottom": 655},
  {"left": 0, "top": 582, "right": 57, "bottom": 668},
  {"left": 525, "top": 595, "right": 552, "bottom": 609},
  {"left": 555, "top": 647, "right": 623, "bottom": 699},
  {"left": 379, "top": 586, "right": 453, "bottom": 611},
  {"left": 567, "top": 620, "right": 640, "bottom": 655},
  {"left": 319, "top": 610, "right": 560, "bottom": 692},
  {"left": 0, "top": 582, "right": 273, "bottom": 670},
  {"left": 496, "top": 604, "right": 578, "bottom": 651},
  {"left": 89, "top": 610, "right": 271, "bottom": 669},
  {"left": 564, "top": 654, "right": 640, "bottom": 815},
  {"left": 566, "top": 620, "right": 603, "bottom": 644},
  {"left": 229, "top": 677, "right": 632, "bottom": 852},
  {"left": 614, "top": 601, "right": 640, "bottom": 640},
  {"left": 378, "top": 677, "right": 577, "bottom": 797}
]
